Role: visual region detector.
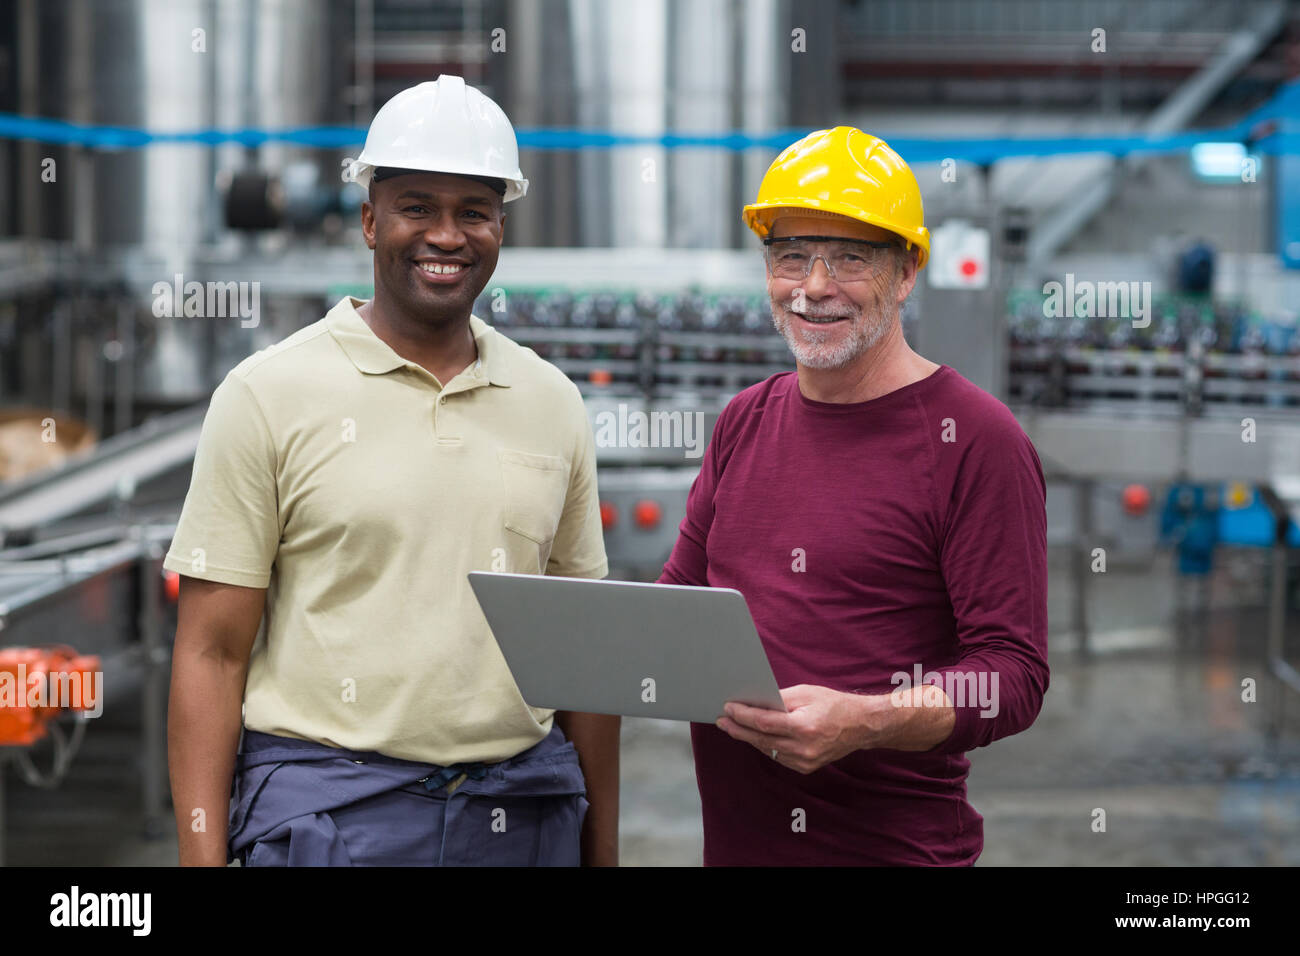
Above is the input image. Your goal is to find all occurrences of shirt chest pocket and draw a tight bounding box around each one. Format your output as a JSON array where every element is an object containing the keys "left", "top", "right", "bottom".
[{"left": 498, "top": 449, "right": 571, "bottom": 546}]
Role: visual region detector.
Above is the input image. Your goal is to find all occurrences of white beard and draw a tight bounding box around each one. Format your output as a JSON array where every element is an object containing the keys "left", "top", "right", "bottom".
[{"left": 770, "top": 296, "right": 895, "bottom": 370}]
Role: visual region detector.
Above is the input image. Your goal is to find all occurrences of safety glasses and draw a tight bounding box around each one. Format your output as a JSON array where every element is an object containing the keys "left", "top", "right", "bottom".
[{"left": 763, "top": 234, "right": 901, "bottom": 281}]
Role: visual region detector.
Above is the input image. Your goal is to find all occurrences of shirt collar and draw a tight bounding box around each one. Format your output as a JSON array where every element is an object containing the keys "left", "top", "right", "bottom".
[{"left": 326, "top": 297, "right": 511, "bottom": 387}]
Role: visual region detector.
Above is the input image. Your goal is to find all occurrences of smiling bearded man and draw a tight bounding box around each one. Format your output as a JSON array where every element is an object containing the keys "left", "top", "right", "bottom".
[
  {"left": 657, "top": 127, "right": 1050, "bottom": 866},
  {"left": 767, "top": 223, "right": 905, "bottom": 370}
]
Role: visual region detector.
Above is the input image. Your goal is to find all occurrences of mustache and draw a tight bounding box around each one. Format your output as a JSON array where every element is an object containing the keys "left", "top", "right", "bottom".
[{"left": 779, "top": 298, "right": 860, "bottom": 319}]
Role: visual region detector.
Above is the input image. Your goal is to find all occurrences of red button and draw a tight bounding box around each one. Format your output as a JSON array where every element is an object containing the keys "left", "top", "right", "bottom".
[
  {"left": 599, "top": 501, "right": 617, "bottom": 531},
  {"left": 163, "top": 570, "right": 181, "bottom": 602},
  {"left": 1121, "top": 484, "right": 1151, "bottom": 516},
  {"left": 633, "top": 500, "right": 662, "bottom": 529}
]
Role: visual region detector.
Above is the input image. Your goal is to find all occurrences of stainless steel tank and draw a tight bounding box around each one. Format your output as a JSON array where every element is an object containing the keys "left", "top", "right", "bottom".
[
  {"left": 498, "top": 0, "right": 789, "bottom": 248},
  {"left": 3, "top": 0, "right": 342, "bottom": 414}
]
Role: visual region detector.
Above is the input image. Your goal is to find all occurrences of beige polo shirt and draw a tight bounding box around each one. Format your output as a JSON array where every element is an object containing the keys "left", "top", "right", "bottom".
[{"left": 163, "top": 296, "right": 608, "bottom": 765}]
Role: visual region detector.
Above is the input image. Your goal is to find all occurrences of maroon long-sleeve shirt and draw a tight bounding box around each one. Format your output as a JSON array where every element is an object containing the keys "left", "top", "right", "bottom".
[{"left": 658, "top": 365, "right": 1049, "bottom": 865}]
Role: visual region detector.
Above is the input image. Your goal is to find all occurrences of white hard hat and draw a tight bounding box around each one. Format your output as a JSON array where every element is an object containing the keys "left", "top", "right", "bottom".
[{"left": 346, "top": 75, "right": 528, "bottom": 202}]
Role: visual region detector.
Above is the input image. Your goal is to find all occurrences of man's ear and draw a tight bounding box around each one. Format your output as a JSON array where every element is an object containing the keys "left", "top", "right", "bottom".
[
  {"left": 895, "top": 249, "right": 919, "bottom": 304},
  {"left": 360, "top": 200, "right": 377, "bottom": 250}
]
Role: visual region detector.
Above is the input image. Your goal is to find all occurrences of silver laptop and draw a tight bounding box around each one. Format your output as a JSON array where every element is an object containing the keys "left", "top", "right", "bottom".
[{"left": 467, "top": 571, "right": 787, "bottom": 723}]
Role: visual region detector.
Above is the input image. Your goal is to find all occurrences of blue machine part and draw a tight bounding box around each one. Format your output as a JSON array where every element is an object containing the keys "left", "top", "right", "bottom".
[
  {"left": 1161, "top": 484, "right": 1220, "bottom": 576},
  {"left": 1217, "top": 485, "right": 1300, "bottom": 547},
  {"left": 1277, "top": 81, "right": 1300, "bottom": 271}
]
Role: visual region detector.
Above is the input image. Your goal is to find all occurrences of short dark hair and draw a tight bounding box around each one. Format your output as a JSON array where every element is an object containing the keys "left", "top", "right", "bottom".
[{"left": 369, "top": 166, "right": 506, "bottom": 197}]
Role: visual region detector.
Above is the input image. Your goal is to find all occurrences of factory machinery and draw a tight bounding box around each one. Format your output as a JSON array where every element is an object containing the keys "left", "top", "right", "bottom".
[
  {"left": 1, "top": 240, "right": 1299, "bottom": 863},
  {"left": 1009, "top": 291, "right": 1300, "bottom": 416}
]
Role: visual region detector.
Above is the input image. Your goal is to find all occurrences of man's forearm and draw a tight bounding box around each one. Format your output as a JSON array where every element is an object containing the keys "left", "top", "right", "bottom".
[
  {"left": 553, "top": 710, "right": 620, "bottom": 866},
  {"left": 862, "top": 686, "right": 956, "bottom": 752},
  {"left": 167, "top": 645, "right": 248, "bottom": 866}
]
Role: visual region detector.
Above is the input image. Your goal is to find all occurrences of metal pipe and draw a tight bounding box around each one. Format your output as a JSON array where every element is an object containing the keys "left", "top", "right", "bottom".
[
  {"left": 1027, "top": 0, "right": 1288, "bottom": 263},
  {"left": 1256, "top": 486, "right": 1300, "bottom": 742},
  {"left": 114, "top": 301, "right": 134, "bottom": 437},
  {"left": 137, "top": 535, "right": 167, "bottom": 838},
  {"left": 0, "top": 756, "right": 7, "bottom": 866},
  {"left": 1072, "top": 479, "right": 1093, "bottom": 656}
]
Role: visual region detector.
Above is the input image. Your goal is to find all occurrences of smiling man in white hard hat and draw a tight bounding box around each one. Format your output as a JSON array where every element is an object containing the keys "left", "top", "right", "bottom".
[
  {"left": 166, "top": 75, "right": 619, "bottom": 867},
  {"left": 658, "top": 127, "right": 1049, "bottom": 865}
]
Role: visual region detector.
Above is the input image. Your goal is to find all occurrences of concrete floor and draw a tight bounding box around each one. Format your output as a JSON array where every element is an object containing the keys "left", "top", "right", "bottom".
[{"left": 3, "top": 548, "right": 1299, "bottom": 866}]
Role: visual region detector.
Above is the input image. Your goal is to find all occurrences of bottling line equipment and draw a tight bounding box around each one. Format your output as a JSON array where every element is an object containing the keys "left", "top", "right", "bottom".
[{"left": 1, "top": 234, "right": 1299, "bottom": 863}]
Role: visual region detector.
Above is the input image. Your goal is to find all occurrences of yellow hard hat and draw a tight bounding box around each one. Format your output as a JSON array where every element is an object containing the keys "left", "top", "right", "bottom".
[{"left": 743, "top": 126, "right": 929, "bottom": 270}]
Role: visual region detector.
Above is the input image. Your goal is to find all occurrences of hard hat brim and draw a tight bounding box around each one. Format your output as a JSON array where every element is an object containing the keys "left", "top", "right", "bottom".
[
  {"left": 743, "top": 199, "right": 929, "bottom": 270},
  {"left": 348, "top": 159, "right": 528, "bottom": 202}
]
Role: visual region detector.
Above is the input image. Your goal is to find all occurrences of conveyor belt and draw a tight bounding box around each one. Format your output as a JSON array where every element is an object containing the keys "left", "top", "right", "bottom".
[{"left": 0, "top": 406, "right": 206, "bottom": 544}]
